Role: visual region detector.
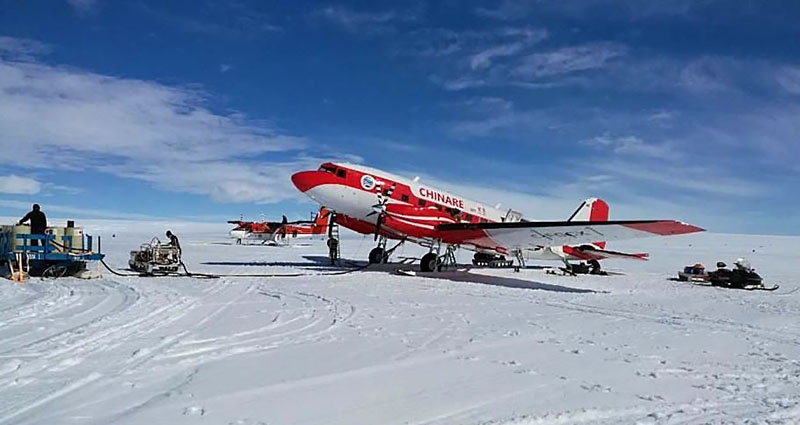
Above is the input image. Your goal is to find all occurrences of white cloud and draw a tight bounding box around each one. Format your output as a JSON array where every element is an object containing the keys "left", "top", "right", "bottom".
[
  {"left": 67, "top": 0, "right": 98, "bottom": 13},
  {"left": 468, "top": 29, "right": 548, "bottom": 70},
  {"left": 513, "top": 43, "right": 627, "bottom": 78},
  {"left": 0, "top": 36, "right": 51, "bottom": 61},
  {"left": 0, "top": 37, "right": 326, "bottom": 204},
  {"left": 0, "top": 199, "right": 162, "bottom": 221},
  {"left": 135, "top": 3, "right": 282, "bottom": 38},
  {"left": 585, "top": 135, "right": 678, "bottom": 160},
  {"left": 721, "top": 105, "right": 800, "bottom": 166},
  {"left": 450, "top": 96, "right": 514, "bottom": 115},
  {"left": 678, "top": 57, "right": 737, "bottom": 93},
  {"left": 400, "top": 27, "right": 550, "bottom": 90},
  {"left": 440, "top": 78, "right": 487, "bottom": 91},
  {"left": 475, "top": 0, "right": 709, "bottom": 21},
  {"left": 317, "top": 5, "right": 417, "bottom": 34},
  {"left": 220, "top": 64, "right": 233, "bottom": 73},
  {"left": 42, "top": 183, "right": 84, "bottom": 196},
  {"left": 0, "top": 175, "right": 41, "bottom": 195},
  {"left": 587, "top": 159, "right": 767, "bottom": 198},
  {"left": 448, "top": 107, "right": 575, "bottom": 139},
  {"left": 470, "top": 43, "right": 525, "bottom": 70},
  {"left": 775, "top": 66, "right": 800, "bottom": 95},
  {"left": 401, "top": 28, "right": 622, "bottom": 91}
]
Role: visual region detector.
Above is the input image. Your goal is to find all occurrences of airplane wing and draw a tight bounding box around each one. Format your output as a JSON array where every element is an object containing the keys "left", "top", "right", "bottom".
[{"left": 438, "top": 220, "right": 703, "bottom": 252}]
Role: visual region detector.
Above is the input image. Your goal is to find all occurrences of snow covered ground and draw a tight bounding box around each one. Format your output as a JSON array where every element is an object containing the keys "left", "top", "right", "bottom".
[{"left": 1, "top": 221, "right": 799, "bottom": 425}]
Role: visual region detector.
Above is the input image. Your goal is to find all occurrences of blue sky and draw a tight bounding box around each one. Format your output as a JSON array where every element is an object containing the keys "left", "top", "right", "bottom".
[{"left": 0, "top": 0, "right": 798, "bottom": 234}]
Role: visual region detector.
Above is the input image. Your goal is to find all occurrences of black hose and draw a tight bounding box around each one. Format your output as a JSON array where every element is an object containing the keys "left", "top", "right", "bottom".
[
  {"left": 179, "top": 261, "right": 371, "bottom": 278},
  {"left": 100, "top": 259, "right": 140, "bottom": 277},
  {"left": 179, "top": 262, "right": 219, "bottom": 279},
  {"left": 100, "top": 258, "right": 370, "bottom": 279}
]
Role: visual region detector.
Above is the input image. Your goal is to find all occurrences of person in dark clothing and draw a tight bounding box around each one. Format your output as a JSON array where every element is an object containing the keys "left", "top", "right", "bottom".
[
  {"left": 327, "top": 237, "right": 339, "bottom": 264},
  {"left": 18, "top": 204, "right": 47, "bottom": 246},
  {"left": 280, "top": 215, "right": 288, "bottom": 239},
  {"left": 165, "top": 230, "right": 181, "bottom": 254}
]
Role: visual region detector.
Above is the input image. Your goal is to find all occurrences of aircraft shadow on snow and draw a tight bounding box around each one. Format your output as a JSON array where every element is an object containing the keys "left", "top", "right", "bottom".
[
  {"left": 204, "top": 256, "right": 598, "bottom": 294},
  {"left": 431, "top": 270, "right": 599, "bottom": 293},
  {"left": 355, "top": 261, "right": 599, "bottom": 294}
]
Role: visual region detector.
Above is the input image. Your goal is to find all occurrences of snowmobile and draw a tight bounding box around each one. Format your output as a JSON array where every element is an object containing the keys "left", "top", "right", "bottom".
[{"left": 706, "top": 259, "right": 778, "bottom": 291}]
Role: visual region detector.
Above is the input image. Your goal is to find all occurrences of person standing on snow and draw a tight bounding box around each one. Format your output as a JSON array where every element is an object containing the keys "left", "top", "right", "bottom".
[{"left": 165, "top": 230, "right": 181, "bottom": 255}]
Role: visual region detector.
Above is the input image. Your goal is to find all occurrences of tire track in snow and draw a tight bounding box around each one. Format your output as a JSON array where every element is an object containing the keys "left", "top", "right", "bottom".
[
  {"left": 0, "top": 280, "right": 140, "bottom": 356},
  {"left": 0, "top": 280, "right": 90, "bottom": 346},
  {"left": 480, "top": 399, "right": 757, "bottom": 425},
  {"left": 0, "top": 372, "right": 103, "bottom": 425},
  {"left": 160, "top": 286, "right": 356, "bottom": 365},
  {"left": 10, "top": 280, "right": 356, "bottom": 424},
  {"left": 1, "top": 278, "right": 231, "bottom": 425},
  {"left": 542, "top": 300, "right": 800, "bottom": 346},
  {"left": 0, "top": 277, "right": 229, "bottom": 423}
]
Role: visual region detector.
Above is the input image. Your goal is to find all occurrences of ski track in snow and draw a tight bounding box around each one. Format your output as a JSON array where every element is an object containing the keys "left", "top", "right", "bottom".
[{"left": 0, "top": 229, "right": 798, "bottom": 424}]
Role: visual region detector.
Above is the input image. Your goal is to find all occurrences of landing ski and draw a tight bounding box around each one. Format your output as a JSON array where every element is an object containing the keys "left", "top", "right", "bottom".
[
  {"left": 688, "top": 281, "right": 779, "bottom": 291},
  {"left": 742, "top": 284, "right": 780, "bottom": 291},
  {"left": 394, "top": 269, "right": 417, "bottom": 277}
]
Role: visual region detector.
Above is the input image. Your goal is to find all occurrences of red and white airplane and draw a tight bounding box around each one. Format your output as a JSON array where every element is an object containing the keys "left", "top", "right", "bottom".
[
  {"left": 228, "top": 207, "right": 331, "bottom": 245},
  {"left": 291, "top": 162, "right": 703, "bottom": 271}
]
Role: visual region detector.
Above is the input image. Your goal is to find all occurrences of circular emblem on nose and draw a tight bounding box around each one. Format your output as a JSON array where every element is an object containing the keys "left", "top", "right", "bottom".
[{"left": 361, "top": 175, "right": 376, "bottom": 190}]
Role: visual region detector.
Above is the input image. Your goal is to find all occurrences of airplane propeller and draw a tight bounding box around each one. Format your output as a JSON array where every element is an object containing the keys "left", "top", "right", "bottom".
[{"left": 366, "top": 181, "right": 395, "bottom": 241}]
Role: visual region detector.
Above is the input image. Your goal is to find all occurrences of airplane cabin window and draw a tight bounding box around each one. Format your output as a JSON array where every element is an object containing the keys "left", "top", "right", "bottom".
[
  {"left": 401, "top": 194, "right": 409, "bottom": 202},
  {"left": 417, "top": 199, "right": 426, "bottom": 206},
  {"left": 336, "top": 169, "right": 346, "bottom": 178}
]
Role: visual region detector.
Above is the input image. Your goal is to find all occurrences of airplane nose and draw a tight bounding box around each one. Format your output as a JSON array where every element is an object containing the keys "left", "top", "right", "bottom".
[{"left": 291, "top": 171, "right": 320, "bottom": 193}]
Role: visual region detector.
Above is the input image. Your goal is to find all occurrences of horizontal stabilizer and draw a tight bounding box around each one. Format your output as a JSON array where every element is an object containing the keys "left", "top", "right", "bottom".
[{"left": 578, "top": 246, "right": 649, "bottom": 261}]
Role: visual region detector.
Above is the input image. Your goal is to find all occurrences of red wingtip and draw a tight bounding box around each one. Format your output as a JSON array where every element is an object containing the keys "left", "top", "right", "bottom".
[{"left": 624, "top": 221, "right": 705, "bottom": 236}]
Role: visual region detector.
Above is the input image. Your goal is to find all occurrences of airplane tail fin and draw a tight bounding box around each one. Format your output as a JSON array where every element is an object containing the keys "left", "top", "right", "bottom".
[
  {"left": 567, "top": 197, "right": 609, "bottom": 248},
  {"left": 567, "top": 197, "right": 609, "bottom": 222}
]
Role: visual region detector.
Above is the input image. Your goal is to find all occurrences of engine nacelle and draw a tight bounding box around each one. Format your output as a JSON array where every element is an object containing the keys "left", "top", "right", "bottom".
[{"left": 381, "top": 204, "right": 456, "bottom": 240}]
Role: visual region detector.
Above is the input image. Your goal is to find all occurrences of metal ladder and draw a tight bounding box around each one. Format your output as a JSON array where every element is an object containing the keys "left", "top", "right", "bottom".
[{"left": 327, "top": 212, "right": 341, "bottom": 264}]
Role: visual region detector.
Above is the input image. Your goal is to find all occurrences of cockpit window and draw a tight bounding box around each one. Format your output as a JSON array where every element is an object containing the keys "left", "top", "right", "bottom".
[
  {"left": 319, "top": 165, "right": 337, "bottom": 174},
  {"left": 336, "top": 169, "right": 347, "bottom": 178}
]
